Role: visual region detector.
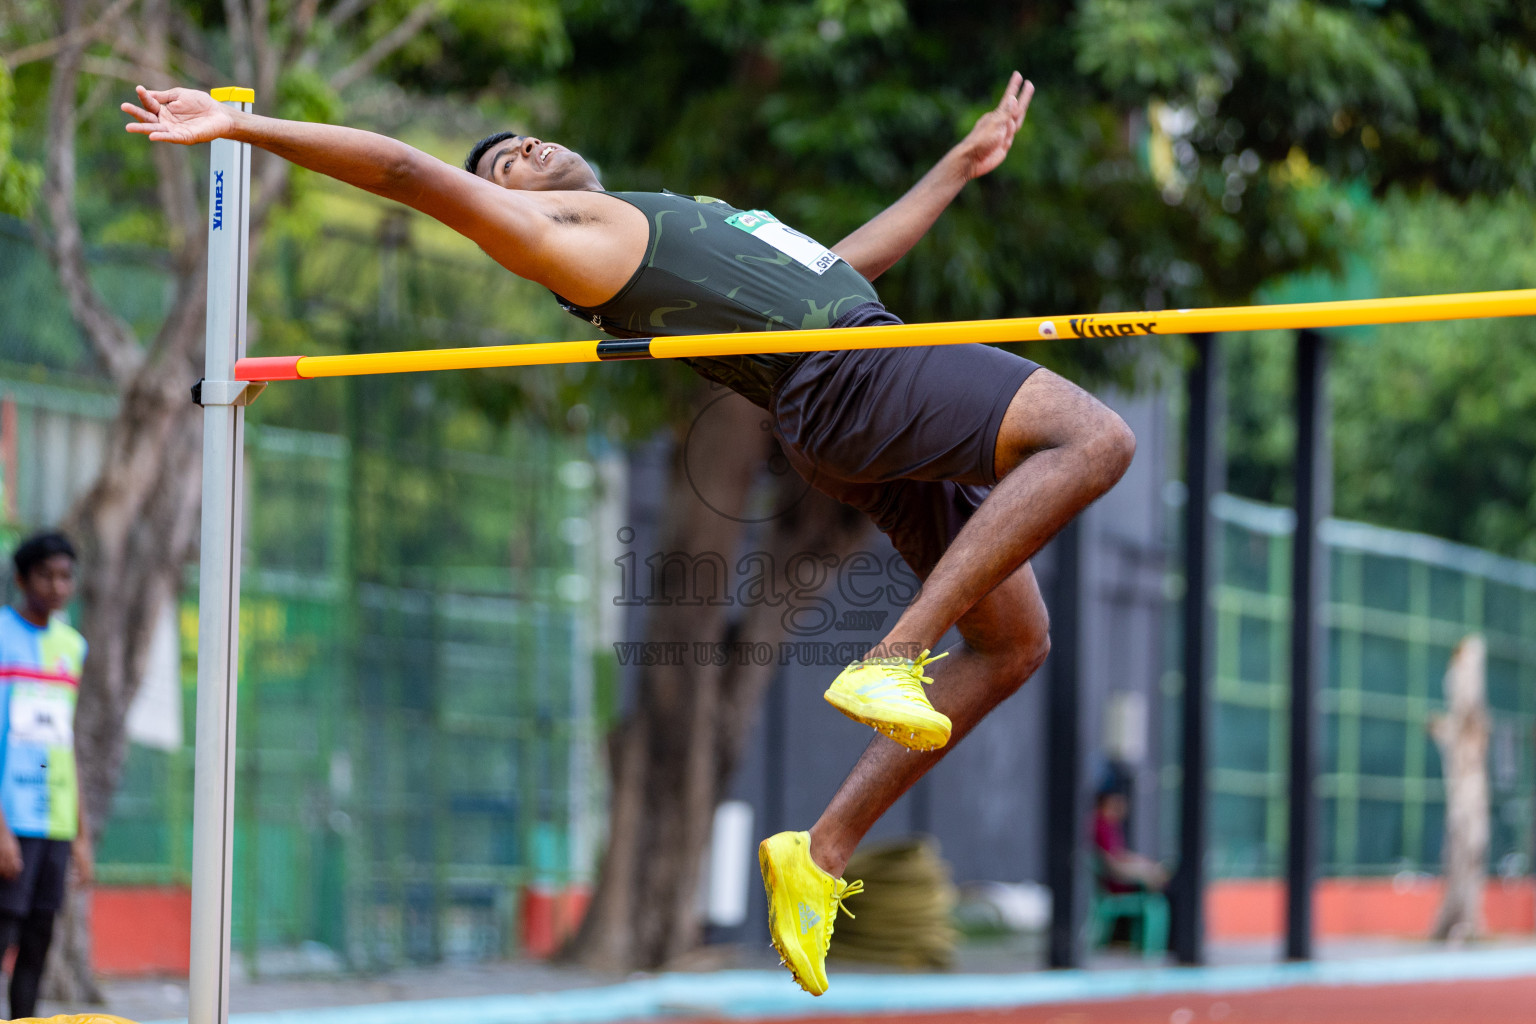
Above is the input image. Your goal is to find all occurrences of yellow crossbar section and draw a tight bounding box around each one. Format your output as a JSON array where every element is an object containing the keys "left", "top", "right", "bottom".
[{"left": 235, "top": 289, "right": 1536, "bottom": 381}]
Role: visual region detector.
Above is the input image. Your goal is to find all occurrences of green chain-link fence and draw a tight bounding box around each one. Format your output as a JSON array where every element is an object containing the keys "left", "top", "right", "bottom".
[
  {"left": 1166, "top": 494, "right": 1536, "bottom": 880},
  {"left": 1, "top": 213, "right": 614, "bottom": 969},
  {"left": 98, "top": 409, "right": 608, "bottom": 969}
]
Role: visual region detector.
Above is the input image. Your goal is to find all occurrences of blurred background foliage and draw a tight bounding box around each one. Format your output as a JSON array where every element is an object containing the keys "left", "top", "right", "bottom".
[
  {"left": 1226, "top": 189, "right": 1536, "bottom": 561},
  {"left": 3, "top": 0, "right": 1536, "bottom": 566},
  {"left": 0, "top": 65, "right": 40, "bottom": 216}
]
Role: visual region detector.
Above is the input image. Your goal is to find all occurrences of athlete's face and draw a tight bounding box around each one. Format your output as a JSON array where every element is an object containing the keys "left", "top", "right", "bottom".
[
  {"left": 17, "top": 554, "right": 75, "bottom": 620},
  {"left": 476, "top": 134, "right": 602, "bottom": 192}
]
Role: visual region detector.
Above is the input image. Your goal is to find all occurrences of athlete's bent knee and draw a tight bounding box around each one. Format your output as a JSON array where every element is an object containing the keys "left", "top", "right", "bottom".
[
  {"left": 1087, "top": 407, "right": 1136, "bottom": 490},
  {"left": 1024, "top": 629, "right": 1051, "bottom": 677},
  {"left": 986, "top": 622, "right": 1050, "bottom": 684}
]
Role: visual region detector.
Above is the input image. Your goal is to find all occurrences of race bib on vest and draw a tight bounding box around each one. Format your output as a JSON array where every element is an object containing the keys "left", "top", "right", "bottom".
[
  {"left": 726, "top": 210, "right": 843, "bottom": 275},
  {"left": 8, "top": 684, "right": 73, "bottom": 747}
]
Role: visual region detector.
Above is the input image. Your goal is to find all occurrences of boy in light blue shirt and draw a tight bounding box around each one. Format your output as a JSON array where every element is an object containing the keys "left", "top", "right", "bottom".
[{"left": 0, "top": 532, "right": 91, "bottom": 1019}]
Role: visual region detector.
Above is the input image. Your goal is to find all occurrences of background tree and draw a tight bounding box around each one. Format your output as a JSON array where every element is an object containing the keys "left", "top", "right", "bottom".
[
  {"left": 1334, "top": 191, "right": 1536, "bottom": 558},
  {"left": 1226, "top": 189, "right": 1536, "bottom": 560}
]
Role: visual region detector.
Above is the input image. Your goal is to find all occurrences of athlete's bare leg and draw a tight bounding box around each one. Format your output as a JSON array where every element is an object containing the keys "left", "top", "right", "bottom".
[
  {"left": 810, "top": 563, "right": 1050, "bottom": 876},
  {"left": 806, "top": 368, "right": 1133, "bottom": 876}
]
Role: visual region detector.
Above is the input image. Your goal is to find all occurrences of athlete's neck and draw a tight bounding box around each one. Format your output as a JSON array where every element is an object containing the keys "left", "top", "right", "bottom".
[{"left": 16, "top": 603, "right": 50, "bottom": 628}]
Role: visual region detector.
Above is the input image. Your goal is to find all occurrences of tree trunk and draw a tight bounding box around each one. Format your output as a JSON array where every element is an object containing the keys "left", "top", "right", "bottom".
[
  {"left": 67, "top": 367, "right": 208, "bottom": 817},
  {"left": 564, "top": 386, "right": 869, "bottom": 970},
  {"left": 35, "top": 0, "right": 210, "bottom": 998},
  {"left": 1428, "top": 635, "right": 1490, "bottom": 942},
  {"left": 42, "top": 887, "right": 98, "bottom": 1004},
  {"left": 43, "top": 331, "right": 209, "bottom": 1003}
]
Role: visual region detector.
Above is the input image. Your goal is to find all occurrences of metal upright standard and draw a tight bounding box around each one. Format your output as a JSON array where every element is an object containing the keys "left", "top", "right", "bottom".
[
  {"left": 189, "top": 86, "right": 259, "bottom": 1024},
  {"left": 1287, "top": 329, "right": 1330, "bottom": 960}
]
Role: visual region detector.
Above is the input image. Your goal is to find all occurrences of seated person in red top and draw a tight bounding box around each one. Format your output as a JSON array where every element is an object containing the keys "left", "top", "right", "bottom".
[{"left": 1092, "top": 779, "right": 1168, "bottom": 894}]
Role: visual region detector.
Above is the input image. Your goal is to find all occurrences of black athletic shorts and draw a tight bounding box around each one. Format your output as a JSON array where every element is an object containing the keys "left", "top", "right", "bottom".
[
  {"left": 0, "top": 836, "right": 72, "bottom": 917},
  {"left": 770, "top": 302, "right": 1040, "bottom": 577}
]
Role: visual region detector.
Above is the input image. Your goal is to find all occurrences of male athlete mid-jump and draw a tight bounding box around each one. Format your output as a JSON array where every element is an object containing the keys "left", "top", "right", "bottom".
[{"left": 125, "top": 73, "right": 1134, "bottom": 994}]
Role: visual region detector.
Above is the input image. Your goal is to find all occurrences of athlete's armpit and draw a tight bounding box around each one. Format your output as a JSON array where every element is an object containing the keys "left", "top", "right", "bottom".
[{"left": 504, "top": 192, "right": 652, "bottom": 307}]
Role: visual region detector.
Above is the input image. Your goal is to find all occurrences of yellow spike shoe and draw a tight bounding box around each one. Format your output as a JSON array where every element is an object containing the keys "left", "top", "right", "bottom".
[
  {"left": 759, "top": 830, "right": 863, "bottom": 996},
  {"left": 823, "top": 648, "right": 951, "bottom": 751}
]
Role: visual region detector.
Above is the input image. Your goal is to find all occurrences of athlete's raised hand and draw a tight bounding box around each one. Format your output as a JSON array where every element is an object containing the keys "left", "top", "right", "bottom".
[
  {"left": 122, "top": 85, "right": 236, "bottom": 145},
  {"left": 956, "top": 72, "right": 1034, "bottom": 180}
]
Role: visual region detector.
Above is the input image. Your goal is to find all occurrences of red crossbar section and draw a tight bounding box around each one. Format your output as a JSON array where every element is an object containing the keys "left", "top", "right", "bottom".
[{"left": 235, "top": 355, "right": 304, "bottom": 381}]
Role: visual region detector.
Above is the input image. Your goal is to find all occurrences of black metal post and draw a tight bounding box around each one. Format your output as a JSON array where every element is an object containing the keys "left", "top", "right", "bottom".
[
  {"left": 1287, "top": 329, "right": 1330, "bottom": 960},
  {"left": 1046, "top": 519, "right": 1086, "bottom": 968},
  {"left": 1173, "top": 334, "right": 1223, "bottom": 965}
]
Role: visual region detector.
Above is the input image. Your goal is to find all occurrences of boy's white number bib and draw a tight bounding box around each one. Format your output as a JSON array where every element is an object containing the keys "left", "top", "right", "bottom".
[
  {"left": 8, "top": 686, "right": 72, "bottom": 747},
  {"left": 726, "top": 210, "right": 842, "bottom": 275}
]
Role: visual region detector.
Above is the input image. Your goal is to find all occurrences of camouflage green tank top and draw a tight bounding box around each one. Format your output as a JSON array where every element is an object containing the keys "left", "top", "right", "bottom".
[{"left": 555, "top": 191, "right": 881, "bottom": 404}]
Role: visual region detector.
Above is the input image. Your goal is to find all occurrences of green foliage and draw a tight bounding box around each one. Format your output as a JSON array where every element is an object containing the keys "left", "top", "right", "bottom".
[
  {"left": 1076, "top": 0, "right": 1536, "bottom": 195},
  {"left": 552, "top": 1, "right": 1160, "bottom": 387},
  {"left": 675, "top": 0, "right": 908, "bottom": 59},
  {"left": 544, "top": 0, "right": 1536, "bottom": 548},
  {"left": 1223, "top": 190, "right": 1536, "bottom": 560},
  {"left": 537, "top": 0, "right": 1534, "bottom": 394},
  {"left": 1220, "top": 329, "right": 1294, "bottom": 506},
  {"left": 0, "top": 66, "right": 40, "bottom": 218},
  {"left": 1332, "top": 192, "right": 1536, "bottom": 559},
  {"left": 276, "top": 66, "right": 344, "bottom": 126},
  {"left": 14, "top": 0, "right": 1536, "bottom": 519},
  {"left": 381, "top": 0, "right": 572, "bottom": 91}
]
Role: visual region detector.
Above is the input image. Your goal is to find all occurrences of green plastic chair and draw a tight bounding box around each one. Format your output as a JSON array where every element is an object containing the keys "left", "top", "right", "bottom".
[{"left": 1088, "top": 856, "right": 1169, "bottom": 959}]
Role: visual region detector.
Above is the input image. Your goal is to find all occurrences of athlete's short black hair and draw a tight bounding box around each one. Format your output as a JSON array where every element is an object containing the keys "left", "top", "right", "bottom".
[
  {"left": 465, "top": 131, "right": 523, "bottom": 176},
  {"left": 1095, "top": 761, "right": 1132, "bottom": 802},
  {"left": 13, "top": 531, "right": 76, "bottom": 580}
]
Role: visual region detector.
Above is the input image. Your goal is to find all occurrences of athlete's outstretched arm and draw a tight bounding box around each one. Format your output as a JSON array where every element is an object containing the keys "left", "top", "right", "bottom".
[
  {"left": 832, "top": 73, "right": 1032, "bottom": 282},
  {"left": 121, "top": 86, "right": 551, "bottom": 277}
]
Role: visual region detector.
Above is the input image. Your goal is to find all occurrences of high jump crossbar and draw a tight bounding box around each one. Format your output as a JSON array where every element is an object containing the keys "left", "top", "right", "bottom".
[{"left": 233, "top": 288, "right": 1536, "bottom": 382}]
